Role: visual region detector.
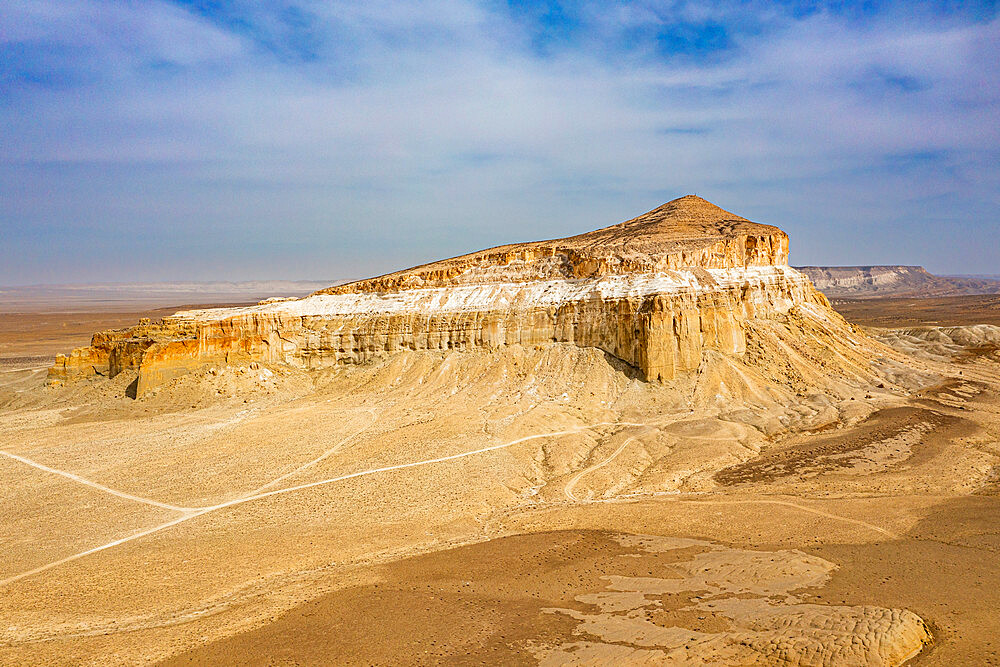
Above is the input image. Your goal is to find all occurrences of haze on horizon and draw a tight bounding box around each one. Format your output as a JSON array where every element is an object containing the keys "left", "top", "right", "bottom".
[{"left": 1, "top": 0, "right": 998, "bottom": 286}]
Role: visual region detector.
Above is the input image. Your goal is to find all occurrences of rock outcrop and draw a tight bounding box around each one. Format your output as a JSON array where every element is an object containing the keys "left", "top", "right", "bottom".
[
  {"left": 49, "top": 195, "right": 835, "bottom": 395},
  {"left": 796, "top": 265, "right": 1000, "bottom": 298}
]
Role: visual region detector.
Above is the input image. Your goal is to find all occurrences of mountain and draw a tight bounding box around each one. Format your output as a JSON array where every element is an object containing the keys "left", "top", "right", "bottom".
[
  {"left": 795, "top": 265, "right": 1000, "bottom": 298},
  {"left": 21, "top": 195, "right": 960, "bottom": 665},
  {"left": 51, "top": 196, "right": 874, "bottom": 398},
  {"left": 316, "top": 195, "right": 788, "bottom": 294}
]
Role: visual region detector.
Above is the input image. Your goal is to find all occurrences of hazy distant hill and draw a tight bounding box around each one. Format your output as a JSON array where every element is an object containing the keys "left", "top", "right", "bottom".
[
  {"left": 0, "top": 281, "right": 344, "bottom": 312},
  {"left": 794, "top": 266, "right": 1000, "bottom": 298}
]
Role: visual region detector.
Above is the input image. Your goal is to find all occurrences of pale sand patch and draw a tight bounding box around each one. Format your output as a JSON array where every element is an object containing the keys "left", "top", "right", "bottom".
[
  {"left": 0, "top": 312, "right": 997, "bottom": 664},
  {"left": 534, "top": 535, "right": 929, "bottom": 667}
]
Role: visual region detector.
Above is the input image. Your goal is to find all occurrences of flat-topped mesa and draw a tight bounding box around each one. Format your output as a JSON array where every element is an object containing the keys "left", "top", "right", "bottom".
[
  {"left": 47, "top": 319, "right": 200, "bottom": 388},
  {"left": 48, "top": 196, "right": 826, "bottom": 396},
  {"left": 317, "top": 195, "right": 789, "bottom": 295}
]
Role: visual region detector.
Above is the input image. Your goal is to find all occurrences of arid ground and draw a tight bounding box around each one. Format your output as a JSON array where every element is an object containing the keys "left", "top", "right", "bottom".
[
  {"left": 832, "top": 294, "right": 1000, "bottom": 328},
  {"left": 1, "top": 294, "right": 998, "bottom": 665}
]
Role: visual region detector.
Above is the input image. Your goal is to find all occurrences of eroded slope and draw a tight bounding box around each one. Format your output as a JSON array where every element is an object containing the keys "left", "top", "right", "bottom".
[{"left": 47, "top": 196, "right": 820, "bottom": 393}]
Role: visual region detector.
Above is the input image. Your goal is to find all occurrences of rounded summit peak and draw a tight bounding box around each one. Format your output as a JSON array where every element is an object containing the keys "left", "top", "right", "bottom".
[
  {"left": 317, "top": 195, "right": 788, "bottom": 295},
  {"left": 641, "top": 195, "right": 748, "bottom": 222}
]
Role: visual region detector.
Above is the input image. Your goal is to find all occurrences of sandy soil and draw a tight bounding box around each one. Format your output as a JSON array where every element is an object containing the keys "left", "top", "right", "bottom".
[
  {"left": 1, "top": 301, "right": 998, "bottom": 665},
  {"left": 832, "top": 294, "right": 1000, "bottom": 328},
  {"left": 0, "top": 305, "right": 258, "bottom": 365},
  {"left": 163, "top": 531, "right": 932, "bottom": 666}
]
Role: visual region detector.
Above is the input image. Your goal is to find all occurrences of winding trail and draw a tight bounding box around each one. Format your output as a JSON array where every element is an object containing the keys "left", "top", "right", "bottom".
[
  {"left": 564, "top": 436, "right": 638, "bottom": 502},
  {"left": 0, "top": 511, "right": 209, "bottom": 589},
  {"left": 1, "top": 413, "right": 899, "bottom": 590},
  {"left": 0, "top": 420, "right": 641, "bottom": 588},
  {"left": 201, "top": 424, "right": 632, "bottom": 514},
  {"left": 584, "top": 492, "right": 898, "bottom": 540},
  {"left": 250, "top": 407, "right": 379, "bottom": 493},
  {"left": 0, "top": 366, "right": 49, "bottom": 374},
  {"left": 670, "top": 497, "right": 898, "bottom": 539},
  {"left": 0, "top": 449, "right": 198, "bottom": 513}
]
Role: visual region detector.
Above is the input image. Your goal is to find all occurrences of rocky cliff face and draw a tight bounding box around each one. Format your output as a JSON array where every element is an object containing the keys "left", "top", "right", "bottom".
[
  {"left": 316, "top": 195, "right": 789, "bottom": 294},
  {"left": 796, "top": 265, "right": 1000, "bottom": 298},
  {"left": 49, "top": 195, "right": 833, "bottom": 395}
]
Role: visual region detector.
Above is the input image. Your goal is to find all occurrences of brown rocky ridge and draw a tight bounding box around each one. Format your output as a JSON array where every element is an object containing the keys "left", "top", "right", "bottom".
[{"left": 49, "top": 195, "right": 828, "bottom": 395}]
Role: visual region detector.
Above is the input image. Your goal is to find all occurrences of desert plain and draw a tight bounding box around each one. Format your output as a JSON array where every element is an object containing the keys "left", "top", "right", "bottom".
[{"left": 2, "top": 200, "right": 999, "bottom": 666}]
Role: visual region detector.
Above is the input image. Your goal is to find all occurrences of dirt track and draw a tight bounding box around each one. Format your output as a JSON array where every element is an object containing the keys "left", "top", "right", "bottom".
[{"left": 1, "top": 302, "right": 999, "bottom": 665}]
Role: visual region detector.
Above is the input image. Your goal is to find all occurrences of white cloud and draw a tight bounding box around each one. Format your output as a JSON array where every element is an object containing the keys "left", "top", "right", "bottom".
[{"left": 1, "top": 0, "right": 998, "bottom": 283}]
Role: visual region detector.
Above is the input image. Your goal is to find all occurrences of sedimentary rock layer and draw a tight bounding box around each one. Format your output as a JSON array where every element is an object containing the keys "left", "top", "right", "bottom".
[
  {"left": 317, "top": 195, "right": 789, "bottom": 294},
  {"left": 48, "top": 195, "right": 832, "bottom": 395},
  {"left": 797, "top": 265, "right": 1000, "bottom": 298}
]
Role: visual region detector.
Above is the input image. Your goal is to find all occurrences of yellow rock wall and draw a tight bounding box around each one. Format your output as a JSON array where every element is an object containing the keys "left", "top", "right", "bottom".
[
  {"left": 111, "top": 270, "right": 820, "bottom": 393},
  {"left": 320, "top": 233, "right": 790, "bottom": 295}
]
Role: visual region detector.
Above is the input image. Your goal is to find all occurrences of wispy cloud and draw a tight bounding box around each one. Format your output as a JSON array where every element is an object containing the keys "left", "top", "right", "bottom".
[{"left": 1, "top": 0, "right": 998, "bottom": 284}]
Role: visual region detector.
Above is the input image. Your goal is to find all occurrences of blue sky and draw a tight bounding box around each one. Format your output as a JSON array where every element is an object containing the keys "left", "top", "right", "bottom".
[{"left": 1, "top": 0, "right": 998, "bottom": 284}]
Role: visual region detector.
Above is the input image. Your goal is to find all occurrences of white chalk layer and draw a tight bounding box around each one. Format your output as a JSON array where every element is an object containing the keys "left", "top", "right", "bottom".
[{"left": 171, "top": 266, "right": 811, "bottom": 322}]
